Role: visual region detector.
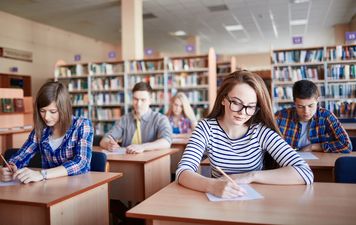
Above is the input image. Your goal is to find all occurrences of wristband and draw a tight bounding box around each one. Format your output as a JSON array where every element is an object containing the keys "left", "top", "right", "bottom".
[{"left": 40, "top": 169, "right": 48, "bottom": 180}]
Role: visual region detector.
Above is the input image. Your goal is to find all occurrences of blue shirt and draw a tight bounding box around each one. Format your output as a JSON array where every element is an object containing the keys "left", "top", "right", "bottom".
[{"left": 9, "top": 116, "right": 94, "bottom": 175}]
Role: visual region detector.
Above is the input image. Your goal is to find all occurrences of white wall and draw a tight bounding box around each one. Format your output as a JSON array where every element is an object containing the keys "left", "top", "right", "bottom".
[{"left": 0, "top": 11, "right": 121, "bottom": 95}]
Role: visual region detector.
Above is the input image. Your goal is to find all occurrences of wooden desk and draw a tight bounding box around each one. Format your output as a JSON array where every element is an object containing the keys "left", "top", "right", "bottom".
[
  {"left": 127, "top": 182, "right": 356, "bottom": 225},
  {"left": 0, "top": 172, "right": 122, "bottom": 225},
  {"left": 201, "top": 152, "right": 356, "bottom": 182},
  {"left": 343, "top": 123, "right": 356, "bottom": 136},
  {"left": 94, "top": 147, "right": 179, "bottom": 204},
  {"left": 171, "top": 134, "right": 190, "bottom": 174}
]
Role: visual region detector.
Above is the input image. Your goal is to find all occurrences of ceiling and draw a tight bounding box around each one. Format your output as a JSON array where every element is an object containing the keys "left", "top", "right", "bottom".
[{"left": 0, "top": 0, "right": 355, "bottom": 55}]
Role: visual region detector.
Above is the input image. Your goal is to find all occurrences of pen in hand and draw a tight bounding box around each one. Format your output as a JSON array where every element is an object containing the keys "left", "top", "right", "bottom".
[
  {"left": 0, "top": 153, "right": 13, "bottom": 172},
  {"left": 215, "top": 166, "right": 236, "bottom": 185}
]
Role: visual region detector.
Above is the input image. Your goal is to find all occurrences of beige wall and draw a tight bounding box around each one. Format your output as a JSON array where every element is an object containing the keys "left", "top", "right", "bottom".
[
  {"left": 234, "top": 53, "right": 271, "bottom": 71},
  {"left": 0, "top": 11, "right": 121, "bottom": 96}
]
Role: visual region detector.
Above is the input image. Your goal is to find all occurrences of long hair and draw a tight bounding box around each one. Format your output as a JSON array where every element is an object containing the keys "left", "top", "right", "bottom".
[
  {"left": 34, "top": 81, "right": 72, "bottom": 141},
  {"left": 208, "top": 70, "right": 281, "bottom": 135},
  {"left": 166, "top": 92, "right": 197, "bottom": 126}
]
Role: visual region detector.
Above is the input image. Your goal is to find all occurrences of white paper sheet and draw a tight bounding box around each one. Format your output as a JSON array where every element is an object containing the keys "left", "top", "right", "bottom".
[
  {"left": 102, "top": 147, "right": 126, "bottom": 155},
  {"left": 298, "top": 152, "right": 318, "bottom": 160},
  {"left": 206, "top": 184, "right": 264, "bottom": 201},
  {"left": 0, "top": 179, "right": 21, "bottom": 187}
]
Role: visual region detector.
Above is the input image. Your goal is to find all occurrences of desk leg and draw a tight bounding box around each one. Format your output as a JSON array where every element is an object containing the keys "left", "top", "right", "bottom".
[{"left": 50, "top": 184, "right": 109, "bottom": 225}]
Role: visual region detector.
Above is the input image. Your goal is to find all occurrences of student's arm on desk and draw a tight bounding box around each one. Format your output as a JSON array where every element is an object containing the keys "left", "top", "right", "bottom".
[
  {"left": 13, "top": 166, "right": 68, "bottom": 184},
  {"left": 126, "top": 138, "right": 170, "bottom": 154},
  {"left": 178, "top": 170, "right": 246, "bottom": 199},
  {"left": 230, "top": 166, "right": 305, "bottom": 185},
  {"left": 100, "top": 136, "right": 120, "bottom": 151}
]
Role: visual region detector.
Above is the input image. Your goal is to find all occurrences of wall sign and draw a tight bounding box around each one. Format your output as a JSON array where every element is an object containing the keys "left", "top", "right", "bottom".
[
  {"left": 185, "top": 44, "right": 195, "bottom": 53},
  {"left": 145, "top": 48, "right": 153, "bottom": 56},
  {"left": 345, "top": 32, "right": 356, "bottom": 41},
  {"left": 108, "top": 51, "right": 116, "bottom": 59},
  {"left": 74, "top": 54, "right": 81, "bottom": 61},
  {"left": 292, "top": 36, "right": 303, "bottom": 45},
  {"left": 0, "top": 47, "right": 33, "bottom": 62}
]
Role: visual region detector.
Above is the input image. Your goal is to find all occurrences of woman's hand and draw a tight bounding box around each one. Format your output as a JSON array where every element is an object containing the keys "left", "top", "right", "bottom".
[
  {"left": 0, "top": 163, "right": 17, "bottom": 182},
  {"left": 13, "top": 167, "right": 44, "bottom": 184},
  {"left": 207, "top": 178, "right": 246, "bottom": 199}
]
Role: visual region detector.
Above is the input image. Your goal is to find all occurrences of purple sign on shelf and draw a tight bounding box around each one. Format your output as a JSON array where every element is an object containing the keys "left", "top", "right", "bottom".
[
  {"left": 145, "top": 48, "right": 153, "bottom": 56},
  {"left": 108, "top": 51, "right": 116, "bottom": 59},
  {"left": 185, "top": 44, "right": 195, "bottom": 53},
  {"left": 10, "top": 67, "right": 18, "bottom": 72},
  {"left": 345, "top": 32, "right": 356, "bottom": 41},
  {"left": 74, "top": 54, "right": 81, "bottom": 61},
  {"left": 292, "top": 36, "right": 303, "bottom": 45}
]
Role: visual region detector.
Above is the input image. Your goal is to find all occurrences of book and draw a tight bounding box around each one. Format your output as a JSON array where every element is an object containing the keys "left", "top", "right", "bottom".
[
  {"left": 1, "top": 98, "right": 14, "bottom": 113},
  {"left": 13, "top": 98, "right": 24, "bottom": 112}
]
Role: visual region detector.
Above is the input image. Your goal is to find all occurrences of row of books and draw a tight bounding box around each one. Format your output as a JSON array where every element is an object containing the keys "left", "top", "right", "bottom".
[
  {"left": 272, "top": 49, "right": 324, "bottom": 64},
  {"left": 327, "top": 101, "right": 356, "bottom": 118},
  {"left": 92, "top": 108, "right": 121, "bottom": 121},
  {"left": 127, "top": 75, "right": 165, "bottom": 89},
  {"left": 128, "top": 60, "right": 163, "bottom": 73},
  {"left": 71, "top": 94, "right": 89, "bottom": 105},
  {"left": 90, "top": 93, "right": 124, "bottom": 105},
  {"left": 273, "top": 66, "right": 323, "bottom": 81},
  {"left": 68, "top": 79, "right": 88, "bottom": 91},
  {"left": 55, "top": 65, "right": 89, "bottom": 77},
  {"left": 167, "top": 58, "right": 207, "bottom": 71},
  {"left": 326, "top": 45, "right": 356, "bottom": 61},
  {"left": 326, "top": 84, "right": 356, "bottom": 99},
  {"left": 169, "top": 72, "right": 208, "bottom": 87},
  {"left": 170, "top": 89, "right": 208, "bottom": 103},
  {"left": 89, "top": 63, "right": 124, "bottom": 75},
  {"left": 0, "top": 98, "right": 24, "bottom": 113},
  {"left": 94, "top": 123, "right": 115, "bottom": 136},
  {"left": 91, "top": 77, "right": 124, "bottom": 91},
  {"left": 327, "top": 64, "right": 356, "bottom": 80},
  {"left": 274, "top": 85, "right": 326, "bottom": 100},
  {"left": 73, "top": 108, "right": 89, "bottom": 118}
]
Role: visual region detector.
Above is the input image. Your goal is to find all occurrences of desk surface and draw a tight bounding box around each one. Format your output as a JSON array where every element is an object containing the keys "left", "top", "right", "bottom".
[
  {"left": 0, "top": 172, "right": 121, "bottom": 207},
  {"left": 201, "top": 152, "right": 356, "bottom": 168},
  {"left": 127, "top": 182, "right": 356, "bottom": 225},
  {"left": 93, "top": 146, "right": 179, "bottom": 163},
  {"left": 342, "top": 123, "right": 356, "bottom": 130}
]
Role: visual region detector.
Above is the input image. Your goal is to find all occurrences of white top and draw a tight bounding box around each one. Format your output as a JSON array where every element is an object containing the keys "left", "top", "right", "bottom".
[
  {"left": 176, "top": 118, "right": 314, "bottom": 184},
  {"left": 298, "top": 121, "right": 311, "bottom": 148},
  {"left": 49, "top": 135, "right": 65, "bottom": 150}
]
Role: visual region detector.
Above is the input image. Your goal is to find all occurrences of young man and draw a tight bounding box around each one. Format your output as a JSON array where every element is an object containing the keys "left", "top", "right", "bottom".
[
  {"left": 100, "top": 82, "right": 172, "bottom": 153},
  {"left": 275, "top": 80, "right": 351, "bottom": 153}
]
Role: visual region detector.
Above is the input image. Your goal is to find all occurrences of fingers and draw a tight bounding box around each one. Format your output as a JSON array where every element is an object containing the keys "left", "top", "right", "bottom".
[{"left": 1, "top": 166, "right": 14, "bottom": 182}]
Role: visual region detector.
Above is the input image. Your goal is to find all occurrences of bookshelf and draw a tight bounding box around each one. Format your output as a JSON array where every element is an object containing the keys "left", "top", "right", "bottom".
[
  {"left": 0, "top": 74, "right": 32, "bottom": 96},
  {"left": 216, "top": 57, "right": 236, "bottom": 88},
  {"left": 271, "top": 44, "right": 356, "bottom": 118},
  {"left": 54, "top": 48, "right": 217, "bottom": 134}
]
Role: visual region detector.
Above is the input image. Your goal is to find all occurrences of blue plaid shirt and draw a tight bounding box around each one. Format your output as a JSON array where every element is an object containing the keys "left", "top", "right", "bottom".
[
  {"left": 9, "top": 116, "right": 94, "bottom": 175},
  {"left": 275, "top": 107, "right": 351, "bottom": 153}
]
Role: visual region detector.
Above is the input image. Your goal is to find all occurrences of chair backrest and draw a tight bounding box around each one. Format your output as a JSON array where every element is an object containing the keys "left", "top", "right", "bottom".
[
  {"left": 93, "top": 135, "right": 103, "bottom": 146},
  {"left": 90, "top": 151, "right": 107, "bottom": 172},
  {"left": 4, "top": 148, "right": 42, "bottom": 168},
  {"left": 350, "top": 136, "right": 356, "bottom": 151},
  {"left": 334, "top": 156, "right": 356, "bottom": 183}
]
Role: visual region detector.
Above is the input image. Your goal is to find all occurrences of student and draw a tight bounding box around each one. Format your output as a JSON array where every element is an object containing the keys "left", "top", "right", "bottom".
[
  {"left": 0, "top": 81, "right": 93, "bottom": 184},
  {"left": 176, "top": 70, "right": 313, "bottom": 198},
  {"left": 275, "top": 80, "right": 351, "bottom": 153},
  {"left": 100, "top": 82, "right": 172, "bottom": 153},
  {"left": 166, "top": 92, "right": 197, "bottom": 134}
]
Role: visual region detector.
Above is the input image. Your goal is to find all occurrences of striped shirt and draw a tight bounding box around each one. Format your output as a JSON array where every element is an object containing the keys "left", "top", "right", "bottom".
[
  {"left": 176, "top": 118, "right": 314, "bottom": 184},
  {"left": 9, "top": 116, "right": 93, "bottom": 175},
  {"left": 275, "top": 107, "right": 351, "bottom": 153}
]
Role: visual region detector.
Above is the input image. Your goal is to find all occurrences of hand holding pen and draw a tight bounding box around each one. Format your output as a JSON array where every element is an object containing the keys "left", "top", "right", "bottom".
[
  {"left": 213, "top": 166, "right": 246, "bottom": 198},
  {"left": 0, "top": 153, "right": 17, "bottom": 182}
]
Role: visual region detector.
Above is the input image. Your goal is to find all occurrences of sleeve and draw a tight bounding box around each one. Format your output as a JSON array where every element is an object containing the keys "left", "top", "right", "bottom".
[
  {"left": 105, "top": 117, "right": 125, "bottom": 141},
  {"left": 258, "top": 126, "right": 314, "bottom": 184},
  {"left": 9, "top": 130, "right": 39, "bottom": 169},
  {"left": 156, "top": 114, "right": 173, "bottom": 144},
  {"left": 62, "top": 119, "right": 94, "bottom": 175},
  {"left": 322, "top": 112, "right": 351, "bottom": 153},
  {"left": 176, "top": 120, "right": 210, "bottom": 180}
]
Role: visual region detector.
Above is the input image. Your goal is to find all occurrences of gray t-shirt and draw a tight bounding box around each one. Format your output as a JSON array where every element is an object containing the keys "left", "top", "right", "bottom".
[
  {"left": 105, "top": 109, "right": 172, "bottom": 147},
  {"left": 298, "top": 121, "right": 310, "bottom": 148}
]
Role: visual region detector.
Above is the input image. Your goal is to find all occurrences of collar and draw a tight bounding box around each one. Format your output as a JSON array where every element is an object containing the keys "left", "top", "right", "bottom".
[{"left": 132, "top": 108, "right": 152, "bottom": 123}]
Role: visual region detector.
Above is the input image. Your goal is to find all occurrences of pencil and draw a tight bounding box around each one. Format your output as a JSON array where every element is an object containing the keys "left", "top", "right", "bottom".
[
  {"left": 0, "top": 153, "right": 13, "bottom": 172},
  {"left": 215, "top": 166, "right": 236, "bottom": 185}
]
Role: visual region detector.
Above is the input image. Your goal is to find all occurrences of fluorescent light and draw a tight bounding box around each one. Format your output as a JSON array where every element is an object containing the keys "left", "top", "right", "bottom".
[
  {"left": 169, "top": 30, "right": 187, "bottom": 36},
  {"left": 225, "top": 24, "right": 244, "bottom": 31},
  {"left": 292, "top": 0, "right": 309, "bottom": 3},
  {"left": 269, "top": 10, "right": 278, "bottom": 38},
  {"left": 290, "top": 19, "right": 307, "bottom": 26}
]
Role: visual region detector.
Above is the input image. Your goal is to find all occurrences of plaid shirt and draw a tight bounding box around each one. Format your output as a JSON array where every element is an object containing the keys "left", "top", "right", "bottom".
[
  {"left": 275, "top": 107, "right": 351, "bottom": 153},
  {"left": 9, "top": 116, "right": 93, "bottom": 175},
  {"left": 169, "top": 116, "right": 192, "bottom": 134}
]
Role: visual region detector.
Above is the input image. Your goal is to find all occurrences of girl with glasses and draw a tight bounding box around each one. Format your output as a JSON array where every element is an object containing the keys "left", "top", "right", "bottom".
[{"left": 176, "top": 70, "right": 313, "bottom": 199}]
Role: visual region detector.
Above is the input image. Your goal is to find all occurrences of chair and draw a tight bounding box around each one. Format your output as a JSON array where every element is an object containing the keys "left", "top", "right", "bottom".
[
  {"left": 90, "top": 151, "right": 107, "bottom": 172},
  {"left": 334, "top": 156, "right": 356, "bottom": 183},
  {"left": 93, "top": 135, "right": 103, "bottom": 146},
  {"left": 350, "top": 136, "right": 356, "bottom": 152},
  {"left": 4, "top": 148, "right": 42, "bottom": 168}
]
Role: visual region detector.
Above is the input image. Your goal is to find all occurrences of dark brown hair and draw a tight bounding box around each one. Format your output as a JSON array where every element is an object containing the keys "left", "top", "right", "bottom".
[
  {"left": 293, "top": 79, "right": 319, "bottom": 100},
  {"left": 34, "top": 81, "right": 72, "bottom": 140},
  {"left": 207, "top": 70, "right": 281, "bottom": 135},
  {"left": 132, "top": 82, "right": 152, "bottom": 93}
]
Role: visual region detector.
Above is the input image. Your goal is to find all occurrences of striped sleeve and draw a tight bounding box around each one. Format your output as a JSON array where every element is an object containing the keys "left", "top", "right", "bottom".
[
  {"left": 176, "top": 119, "right": 210, "bottom": 180},
  {"left": 258, "top": 125, "right": 314, "bottom": 184}
]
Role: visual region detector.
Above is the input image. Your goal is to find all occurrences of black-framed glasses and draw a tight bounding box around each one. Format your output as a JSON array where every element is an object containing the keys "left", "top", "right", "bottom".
[{"left": 225, "top": 96, "right": 259, "bottom": 116}]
